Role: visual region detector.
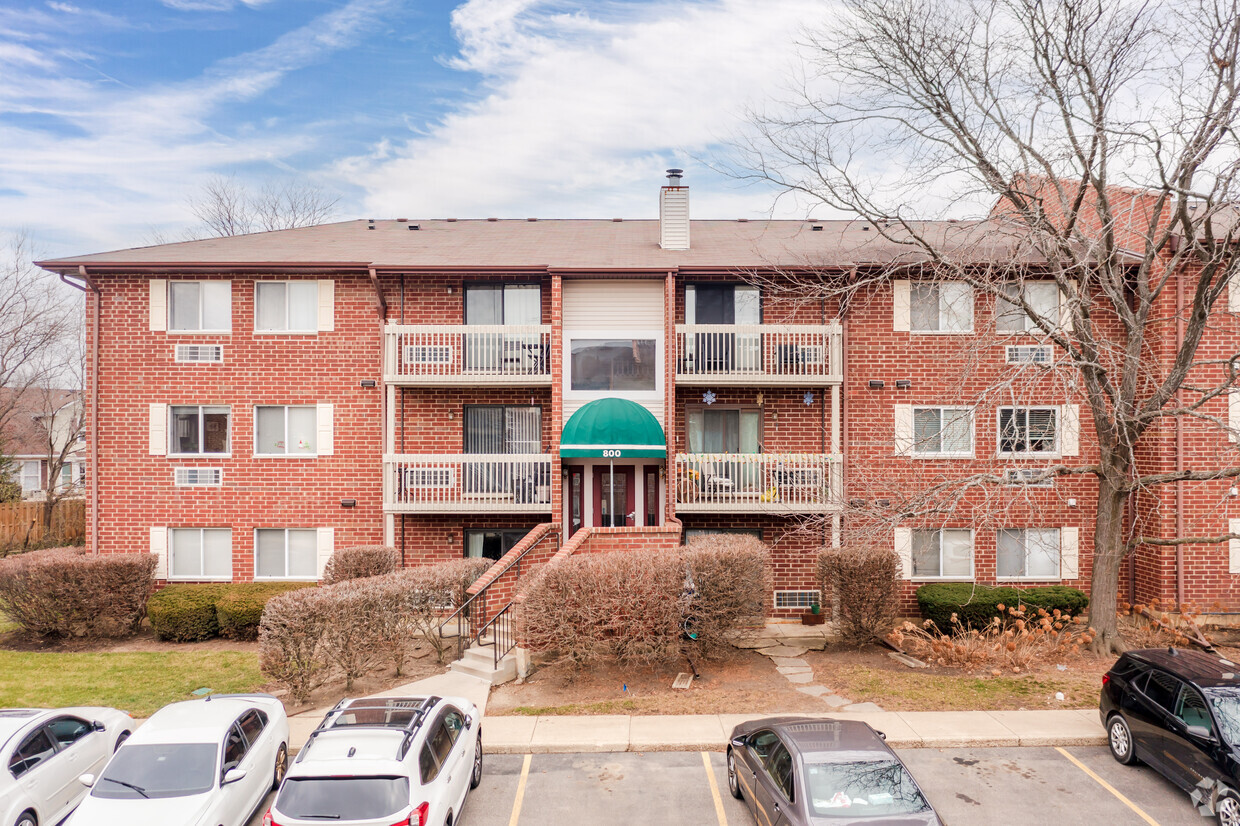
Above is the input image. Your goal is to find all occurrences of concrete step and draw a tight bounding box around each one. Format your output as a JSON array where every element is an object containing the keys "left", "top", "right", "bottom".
[{"left": 449, "top": 654, "right": 518, "bottom": 685}]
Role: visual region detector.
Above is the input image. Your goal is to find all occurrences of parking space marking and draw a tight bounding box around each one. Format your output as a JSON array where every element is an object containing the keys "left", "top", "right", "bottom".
[
  {"left": 508, "top": 754, "right": 532, "bottom": 826},
  {"left": 1056, "top": 747, "right": 1161, "bottom": 826},
  {"left": 701, "top": 751, "right": 728, "bottom": 826}
]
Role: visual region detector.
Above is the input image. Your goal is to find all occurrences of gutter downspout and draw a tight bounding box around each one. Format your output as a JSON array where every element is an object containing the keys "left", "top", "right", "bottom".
[
  {"left": 1176, "top": 269, "right": 1185, "bottom": 608},
  {"left": 59, "top": 266, "right": 99, "bottom": 556}
]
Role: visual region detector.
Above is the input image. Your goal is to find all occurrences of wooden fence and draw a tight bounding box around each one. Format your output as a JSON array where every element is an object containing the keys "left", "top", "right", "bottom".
[{"left": 0, "top": 500, "right": 86, "bottom": 552}]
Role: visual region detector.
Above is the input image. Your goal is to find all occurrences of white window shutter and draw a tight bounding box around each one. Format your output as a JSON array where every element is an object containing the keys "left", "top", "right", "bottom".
[
  {"left": 1230, "top": 391, "right": 1240, "bottom": 443},
  {"left": 1231, "top": 276, "right": 1240, "bottom": 314},
  {"left": 1059, "top": 280, "right": 1076, "bottom": 330},
  {"left": 894, "top": 528, "right": 912, "bottom": 579},
  {"left": 317, "top": 527, "right": 335, "bottom": 579},
  {"left": 318, "top": 280, "right": 335, "bottom": 332},
  {"left": 1060, "top": 527, "right": 1079, "bottom": 580},
  {"left": 149, "top": 403, "right": 167, "bottom": 456},
  {"left": 1231, "top": 519, "right": 1240, "bottom": 574},
  {"left": 150, "top": 526, "right": 168, "bottom": 579},
  {"left": 149, "top": 279, "right": 167, "bottom": 332},
  {"left": 894, "top": 405, "right": 914, "bottom": 455},
  {"left": 317, "top": 403, "right": 334, "bottom": 455},
  {"left": 1061, "top": 404, "right": 1080, "bottom": 456},
  {"left": 892, "top": 280, "right": 911, "bottom": 332}
]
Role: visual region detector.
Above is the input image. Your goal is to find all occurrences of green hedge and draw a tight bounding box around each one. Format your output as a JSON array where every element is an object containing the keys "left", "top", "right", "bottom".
[
  {"left": 149, "top": 583, "right": 315, "bottom": 642},
  {"left": 916, "top": 583, "right": 1089, "bottom": 630}
]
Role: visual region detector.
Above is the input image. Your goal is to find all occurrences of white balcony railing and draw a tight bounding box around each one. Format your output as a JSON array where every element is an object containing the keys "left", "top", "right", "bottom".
[
  {"left": 384, "top": 454, "right": 553, "bottom": 513},
  {"left": 674, "top": 453, "right": 842, "bottom": 513},
  {"left": 675, "top": 324, "right": 842, "bottom": 385},
  {"left": 384, "top": 324, "right": 552, "bottom": 385}
]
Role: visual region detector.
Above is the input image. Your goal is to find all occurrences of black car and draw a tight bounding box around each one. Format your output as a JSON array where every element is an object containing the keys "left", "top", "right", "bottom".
[
  {"left": 726, "top": 717, "right": 940, "bottom": 825},
  {"left": 1101, "top": 647, "right": 1240, "bottom": 824}
]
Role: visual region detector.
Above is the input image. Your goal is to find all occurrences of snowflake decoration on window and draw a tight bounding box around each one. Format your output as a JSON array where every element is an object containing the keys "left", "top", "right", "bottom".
[
  {"left": 703, "top": 391, "right": 717, "bottom": 405},
  {"left": 804, "top": 392, "right": 815, "bottom": 406}
]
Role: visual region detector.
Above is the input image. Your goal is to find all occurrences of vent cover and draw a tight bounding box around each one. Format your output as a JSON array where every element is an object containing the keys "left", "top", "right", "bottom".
[
  {"left": 404, "top": 344, "right": 452, "bottom": 365},
  {"left": 176, "top": 344, "right": 224, "bottom": 363},
  {"left": 405, "top": 468, "right": 454, "bottom": 488},
  {"left": 1005, "top": 345, "right": 1052, "bottom": 365},
  {"left": 174, "top": 468, "right": 223, "bottom": 486},
  {"left": 1002, "top": 468, "right": 1052, "bottom": 487},
  {"left": 774, "top": 590, "right": 820, "bottom": 609}
]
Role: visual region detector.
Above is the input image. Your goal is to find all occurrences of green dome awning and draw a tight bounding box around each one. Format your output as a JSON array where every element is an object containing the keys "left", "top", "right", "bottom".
[{"left": 560, "top": 398, "right": 667, "bottom": 459}]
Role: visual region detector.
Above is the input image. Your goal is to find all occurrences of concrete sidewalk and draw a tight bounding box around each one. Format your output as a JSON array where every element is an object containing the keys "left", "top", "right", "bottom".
[{"left": 478, "top": 708, "right": 1107, "bottom": 753}]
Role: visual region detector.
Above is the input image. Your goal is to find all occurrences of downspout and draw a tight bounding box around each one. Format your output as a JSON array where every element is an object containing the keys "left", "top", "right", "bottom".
[
  {"left": 1176, "top": 268, "right": 1185, "bottom": 608},
  {"left": 59, "top": 266, "right": 99, "bottom": 556},
  {"left": 821, "top": 297, "right": 827, "bottom": 548}
]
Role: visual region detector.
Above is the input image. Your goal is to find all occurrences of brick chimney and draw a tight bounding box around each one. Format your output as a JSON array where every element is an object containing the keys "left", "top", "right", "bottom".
[{"left": 659, "top": 168, "right": 689, "bottom": 250}]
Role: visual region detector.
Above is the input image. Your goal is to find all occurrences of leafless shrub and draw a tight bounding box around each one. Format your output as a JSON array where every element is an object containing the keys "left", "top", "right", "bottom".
[
  {"left": 1116, "top": 598, "right": 1216, "bottom": 649},
  {"left": 889, "top": 604, "right": 1096, "bottom": 672},
  {"left": 322, "top": 545, "right": 400, "bottom": 584},
  {"left": 819, "top": 545, "right": 900, "bottom": 645},
  {"left": 395, "top": 558, "right": 491, "bottom": 663},
  {"left": 0, "top": 548, "right": 155, "bottom": 637},
  {"left": 319, "top": 579, "right": 384, "bottom": 689},
  {"left": 683, "top": 535, "right": 770, "bottom": 656},
  {"left": 258, "top": 587, "right": 333, "bottom": 705}
]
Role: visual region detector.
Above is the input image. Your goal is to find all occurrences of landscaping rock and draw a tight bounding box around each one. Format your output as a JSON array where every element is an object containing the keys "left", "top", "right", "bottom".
[
  {"left": 770, "top": 657, "right": 809, "bottom": 668},
  {"left": 783, "top": 672, "right": 815, "bottom": 684},
  {"left": 796, "top": 685, "right": 832, "bottom": 697},
  {"left": 888, "top": 651, "right": 928, "bottom": 669},
  {"left": 776, "top": 666, "right": 814, "bottom": 677},
  {"left": 756, "top": 645, "right": 810, "bottom": 658},
  {"left": 732, "top": 637, "right": 777, "bottom": 650},
  {"left": 820, "top": 694, "right": 852, "bottom": 709}
]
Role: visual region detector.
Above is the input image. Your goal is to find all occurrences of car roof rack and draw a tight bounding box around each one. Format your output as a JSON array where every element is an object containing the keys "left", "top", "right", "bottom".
[{"left": 295, "top": 696, "right": 441, "bottom": 763}]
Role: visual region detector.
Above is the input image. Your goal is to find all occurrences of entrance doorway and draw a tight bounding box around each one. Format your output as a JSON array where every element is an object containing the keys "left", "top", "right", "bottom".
[{"left": 594, "top": 465, "right": 635, "bottom": 527}]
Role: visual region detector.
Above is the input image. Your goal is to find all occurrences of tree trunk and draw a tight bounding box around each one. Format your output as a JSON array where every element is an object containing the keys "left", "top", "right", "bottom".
[{"left": 1089, "top": 475, "right": 1130, "bottom": 656}]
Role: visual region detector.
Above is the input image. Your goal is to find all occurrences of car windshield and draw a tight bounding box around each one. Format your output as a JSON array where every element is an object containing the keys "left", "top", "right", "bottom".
[
  {"left": 805, "top": 759, "right": 931, "bottom": 818},
  {"left": 92, "top": 743, "right": 217, "bottom": 799},
  {"left": 1206, "top": 687, "right": 1240, "bottom": 745},
  {"left": 276, "top": 776, "right": 411, "bottom": 819}
]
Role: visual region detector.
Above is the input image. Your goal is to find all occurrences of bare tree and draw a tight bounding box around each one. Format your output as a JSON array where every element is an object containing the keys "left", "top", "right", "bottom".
[
  {"left": 189, "top": 175, "right": 341, "bottom": 238},
  {"left": 734, "top": 0, "right": 1240, "bottom": 652},
  {"left": 30, "top": 344, "right": 85, "bottom": 536}
]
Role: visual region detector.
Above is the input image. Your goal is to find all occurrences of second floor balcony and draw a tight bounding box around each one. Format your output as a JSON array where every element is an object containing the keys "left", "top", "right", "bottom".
[
  {"left": 674, "top": 452, "right": 843, "bottom": 513},
  {"left": 384, "top": 453, "right": 554, "bottom": 513},
  {"left": 675, "top": 323, "right": 843, "bottom": 385},
  {"left": 383, "top": 324, "right": 553, "bottom": 386}
]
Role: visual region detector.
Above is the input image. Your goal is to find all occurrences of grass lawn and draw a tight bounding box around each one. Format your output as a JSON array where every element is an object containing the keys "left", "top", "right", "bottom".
[
  {"left": 0, "top": 650, "right": 264, "bottom": 717},
  {"left": 823, "top": 663, "right": 1101, "bottom": 710}
]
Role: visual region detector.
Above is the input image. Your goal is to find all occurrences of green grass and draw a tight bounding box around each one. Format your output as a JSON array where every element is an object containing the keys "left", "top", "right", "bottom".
[
  {"left": 0, "top": 650, "right": 264, "bottom": 717},
  {"left": 828, "top": 664, "right": 1099, "bottom": 710},
  {"left": 508, "top": 699, "right": 645, "bottom": 716}
]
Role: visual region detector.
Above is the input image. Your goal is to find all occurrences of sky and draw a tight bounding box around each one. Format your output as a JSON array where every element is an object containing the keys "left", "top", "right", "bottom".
[{"left": 0, "top": 0, "right": 834, "bottom": 259}]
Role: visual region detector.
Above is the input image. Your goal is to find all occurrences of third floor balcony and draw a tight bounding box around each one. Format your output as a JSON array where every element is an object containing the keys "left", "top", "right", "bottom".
[{"left": 675, "top": 323, "right": 842, "bottom": 385}]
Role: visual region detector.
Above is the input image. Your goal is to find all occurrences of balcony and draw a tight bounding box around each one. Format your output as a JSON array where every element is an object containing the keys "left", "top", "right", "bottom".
[
  {"left": 383, "top": 324, "right": 552, "bottom": 386},
  {"left": 383, "top": 454, "right": 553, "bottom": 513},
  {"left": 675, "top": 324, "right": 842, "bottom": 385},
  {"left": 674, "top": 453, "right": 842, "bottom": 514}
]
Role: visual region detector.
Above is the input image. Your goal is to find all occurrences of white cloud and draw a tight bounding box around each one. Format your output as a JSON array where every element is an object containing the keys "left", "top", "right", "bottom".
[
  {"left": 343, "top": 0, "right": 820, "bottom": 220},
  {"left": 160, "top": 0, "right": 273, "bottom": 11}
]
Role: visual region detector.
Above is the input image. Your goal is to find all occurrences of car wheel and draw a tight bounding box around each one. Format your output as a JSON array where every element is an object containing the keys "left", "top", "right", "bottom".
[
  {"left": 1218, "top": 790, "right": 1240, "bottom": 826},
  {"left": 272, "top": 743, "right": 289, "bottom": 790},
  {"left": 470, "top": 732, "right": 483, "bottom": 790},
  {"left": 15, "top": 811, "right": 36, "bottom": 826},
  {"left": 1107, "top": 715, "right": 1138, "bottom": 765},
  {"left": 727, "top": 748, "right": 743, "bottom": 800},
  {"left": 114, "top": 730, "right": 130, "bottom": 752}
]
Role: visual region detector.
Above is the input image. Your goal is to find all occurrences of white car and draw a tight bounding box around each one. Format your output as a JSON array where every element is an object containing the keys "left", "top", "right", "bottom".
[
  {"left": 263, "top": 695, "right": 482, "bottom": 826},
  {"left": 1, "top": 706, "right": 134, "bottom": 826},
  {"left": 68, "top": 693, "right": 289, "bottom": 826}
]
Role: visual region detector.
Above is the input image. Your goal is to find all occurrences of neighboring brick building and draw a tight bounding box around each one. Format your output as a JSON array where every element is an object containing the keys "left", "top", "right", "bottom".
[{"left": 33, "top": 173, "right": 1240, "bottom": 616}]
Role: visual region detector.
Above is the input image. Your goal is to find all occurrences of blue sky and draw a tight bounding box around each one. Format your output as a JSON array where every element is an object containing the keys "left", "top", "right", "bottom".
[{"left": 1, "top": 0, "right": 828, "bottom": 258}]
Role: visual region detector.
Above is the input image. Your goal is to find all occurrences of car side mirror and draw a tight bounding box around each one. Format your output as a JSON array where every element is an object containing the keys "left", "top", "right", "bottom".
[
  {"left": 876, "top": 730, "right": 887, "bottom": 741},
  {"left": 222, "top": 768, "right": 247, "bottom": 785},
  {"left": 1187, "top": 725, "right": 1216, "bottom": 742},
  {"left": 78, "top": 773, "right": 96, "bottom": 788},
  {"left": 92, "top": 720, "right": 106, "bottom": 732},
  {"left": 731, "top": 737, "right": 746, "bottom": 748},
  {"left": 464, "top": 715, "right": 473, "bottom": 730}
]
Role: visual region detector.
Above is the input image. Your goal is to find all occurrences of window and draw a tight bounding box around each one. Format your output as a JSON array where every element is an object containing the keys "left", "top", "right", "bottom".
[
  {"left": 912, "top": 529, "right": 973, "bottom": 578},
  {"left": 464, "top": 406, "right": 540, "bottom": 454},
  {"left": 570, "top": 339, "right": 657, "bottom": 391},
  {"left": 910, "top": 283, "right": 973, "bottom": 332},
  {"left": 169, "top": 527, "right": 232, "bottom": 580},
  {"left": 998, "top": 407, "right": 1058, "bottom": 455},
  {"left": 686, "top": 408, "right": 761, "bottom": 453},
  {"left": 255, "top": 528, "right": 318, "bottom": 579},
  {"left": 1176, "top": 687, "right": 1213, "bottom": 734},
  {"left": 997, "top": 282, "right": 1059, "bottom": 333},
  {"left": 419, "top": 742, "right": 441, "bottom": 784},
  {"left": 464, "top": 284, "right": 542, "bottom": 373},
  {"left": 683, "top": 284, "right": 761, "bottom": 372},
  {"left": 8, "top": 727, "right": 55, "bottom": 778},
  {"left": 168, "top": 281, "right": 231, "bottom": 332},
  {"left": 442, "top": 709, "right": 465, "bottom": 744},
  {"left": 255, "top": 406, "right": 317, "bottom": 456},
  {"left": 46, "top": 716, "right": 92, "bottom": 748},
  {"left": 997, "top": 528, "right": 1060, "bottom": 579},
  {"left": 237, "top": 710, "right": 267, "bottom": 745},
  {"left": 764, "top": 742, "right": 795, "bottom": 802},
  {"left": 222, "top": 723, "right": 247, "bottom": 773},
  {"left": 912, "top": 407, "right": 972, "bottom": 456},
  {"left": 255, "top": 281, "right": 318, "bottom": 332},
  {"left": 20, "top": 460, "right": 40, "bottom": 493},
  {"left": 465, "top": 283, "right": 540, "bottom": 325},
  {"left": 59, "top": 463, "right": 74, "bottom": 491},
  {"left": 1142, "top": 670, "right": 1183, "bottom": 712},
  {"left": 465, "top": 529, "right": 528, "bottom": 561},
  {"left": 170, "top": 406, "right": 230, "bottom": 455}
]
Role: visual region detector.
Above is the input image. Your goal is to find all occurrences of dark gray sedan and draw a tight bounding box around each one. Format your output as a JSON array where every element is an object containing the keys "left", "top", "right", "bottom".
[{"left": 726, "top": 717, "right": 940, "bottom": 825}]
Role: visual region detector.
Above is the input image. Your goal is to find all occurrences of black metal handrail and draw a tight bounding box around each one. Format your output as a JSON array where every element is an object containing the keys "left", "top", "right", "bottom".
[{"left": 474, "top": 599, "right": 517, "bottom": 669}]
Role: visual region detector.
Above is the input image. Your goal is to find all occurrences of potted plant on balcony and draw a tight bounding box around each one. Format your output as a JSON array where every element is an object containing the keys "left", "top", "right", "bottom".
[{"left": 801, "top": 602, "right": 825, "bottom": 626}]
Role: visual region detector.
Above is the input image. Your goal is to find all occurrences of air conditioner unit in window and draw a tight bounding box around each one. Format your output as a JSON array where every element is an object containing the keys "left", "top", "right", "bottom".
[
  {"left": 405, "top": 468, "right": 454, "bottom": 488},
  {"left": 1002, "top": 468, "right": 1052, "bottom": 487},
  {"left": 175, "top": 344, "right": 224, "bottom": 363},
  {"left": 174, "top": 468, "right": 223, "bottom": 486},
  {"left": 404, "top": 344, "right": 453, "bottom": 365},
  {"left": 799, "top": 345, "right": 825, "bottom": 365},
  {"left": 773, "top": 590, "right": 821, "bottom": 609},
  {"left": 1005, "top": 345, "right": 1052, "bottom": 365}
]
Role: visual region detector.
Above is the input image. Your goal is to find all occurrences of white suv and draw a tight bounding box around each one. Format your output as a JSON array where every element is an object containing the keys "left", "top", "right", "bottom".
[{"left": 263, "top": 695, "right": 482, "bottom": 826}]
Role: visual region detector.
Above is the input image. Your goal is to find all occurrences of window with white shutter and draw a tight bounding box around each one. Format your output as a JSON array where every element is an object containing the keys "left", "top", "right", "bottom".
[
  {"left": 316, "top": 403, "right": 334, "bottom": 455},
  {"left": 150, "top": 526, "right": 168, "bottom": 580},
  {"left": 255, "top": 282, "right": 318, "bottom": 333},
  {"left": 149, "top": 280, "right": 167, "bottom": 332},
  {"left": 316, "top": 527, "right": 334, "bottom": 579},
  {"left": 998, "top": 406, "right": 1059, "bottom": 456},
  {"left": 910, "top": 407, "right": 973, "bottom": 457},
  {"left": 1060, "top": 527, "right": 1079, "bottom": 579},
  {"left": 255, "top": 406, "right": 318, "bottom": 456},
  {"left": 910, "top": 283, "right": 973, "bottom": 332},
  {"left": 997, "top": 528, "right": 1061, "bottom": 580},
  {"left": 317, "top": 280, "right": 334, "bottom": 332},
  {"left": 255, "top": 528, "right": 318, "bottom": 579},
  {"left": 168, "top": 528, "right": 232, "bottom": 580},
  {"left": 894, "top": 527, "right": 912, "bottom": 579},
  {"left": 168, "top": 281, "right": 231, "bottom": 332},
  {"left": 892, "top": 280, "right": 911, "bottom": 332},
  {"left": 911, "top": 529, "right": 974, "bottom": 578},
  {"left": 149, "top": 403, "right": 167, "bottom": 456}
]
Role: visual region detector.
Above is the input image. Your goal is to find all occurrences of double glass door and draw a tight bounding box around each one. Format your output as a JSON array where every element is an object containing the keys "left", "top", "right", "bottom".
[
  {"left": 464, "top": 284, "right": 541, "bottom": 373},
  {"left": 684, "top": 284, "right": 760, "bottom": 372}
]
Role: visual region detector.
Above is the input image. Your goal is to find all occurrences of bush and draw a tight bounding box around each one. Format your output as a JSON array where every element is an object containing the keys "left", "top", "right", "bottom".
[
  {"left": 322, "top": 545, "right": 400, "bottom": 584},
  {"left": 520, "top": 541, "right": 770, "bottom": 668},
  {"left": 148, "top": 584, "right": 227, "bottom": 642},
  {"left": 396, "top": 558, "right": 491, "bottom": 662},
  {"left": 890, "top": 604, "right": 1095, "bottom": 671},
  {"left": 0, "top": 549, "right": 156, "bottom": 637},
  {"left": 320, "top": 578, "right": 385, "bottom": 689},
  {"left": 819, "top": 545, "right": 900, "bottom": 645},
  {"left": 259, "top": 587, "right": 333, "bottom": 705},
  {"left": 216, "top": 583, "right": 314, "bottom": 640},
  {"left": 917, "top": 583, "right": 1089, "bottom": 630}
]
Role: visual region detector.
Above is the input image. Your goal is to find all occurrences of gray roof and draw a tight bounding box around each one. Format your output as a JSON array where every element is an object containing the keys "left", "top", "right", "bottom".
[{"left": 37, "top": 218, "right": 1043, "bottom": 273}]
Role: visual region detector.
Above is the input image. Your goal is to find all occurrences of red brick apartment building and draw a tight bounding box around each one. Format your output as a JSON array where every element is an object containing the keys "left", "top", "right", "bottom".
[{"left": 34, "top": 173, "right": 1240, "bottom": 617}]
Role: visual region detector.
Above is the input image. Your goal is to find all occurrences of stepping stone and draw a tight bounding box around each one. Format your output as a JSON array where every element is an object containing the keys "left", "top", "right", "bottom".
[
  {"left": 733, "top": 637, "right": 778, "bottom": 650},
  {"left": 776, "top": 666, "right": 814, "bottom": 676},
  {"left": 757, "top": 645, "right": 810, "bottom": 658},
  {"left": 888, "top": 651, "right": 928, "bottom": 669},
  {"left": 842, "top": 702, "right": 884, "bottom": 712},
  {"left": 783, "top": 672, "right": 815, "bottom": 684},
  {"left": 771, "top": 657, "right": 809, "bottom": 668},
  {"left": 797, "top": 685, "right": 832, "bottom": 697},
  {"left": 821, "top": 695, "right": 852, "bottom": 709}
]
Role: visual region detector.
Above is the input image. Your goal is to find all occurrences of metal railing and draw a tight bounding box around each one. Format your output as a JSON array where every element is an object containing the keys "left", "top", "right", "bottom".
[
  {"left": 383, "top": 454, "right": 553, "bottom": 513},
  {"left": 475, "top": 600, "right": 517, "bottom": 669},
  {"left": 674, "top": 452, "right": 843, "bottom": 512},
  {"left": 675, "top": 323, "right": 842, "bottom": 384},
  {"left": 384, "top": 324, "right": 552, "bottom": 384}
]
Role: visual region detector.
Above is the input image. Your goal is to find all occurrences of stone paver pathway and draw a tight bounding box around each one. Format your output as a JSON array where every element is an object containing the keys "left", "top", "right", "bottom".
[{"left": 734, "top": 622, "right": 886, "bottom": 713}]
